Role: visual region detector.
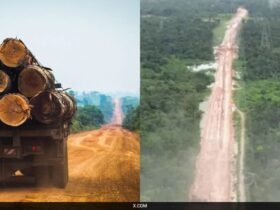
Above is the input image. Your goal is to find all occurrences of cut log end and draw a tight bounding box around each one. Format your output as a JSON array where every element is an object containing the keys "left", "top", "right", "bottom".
[
  {"left": 0, "top": 39, "right": 27, "bottom": 68},
  {"left": 18, "top": 65, "right": 54, "bottom": 98},
  {"left": 30, "top": 91, "right": 63, "bottom": 124},
  {"left": 18, "top": 66, "right": 47, "bottom": 97},
  {"left": 30, "top": 91, "right": 76, "bottom": 124},
  {"left": 0, "top": 70, "right": 10, "bottom": 93},
  {"left": 0, "top": 94, "right": 31, "bottom": 127}
]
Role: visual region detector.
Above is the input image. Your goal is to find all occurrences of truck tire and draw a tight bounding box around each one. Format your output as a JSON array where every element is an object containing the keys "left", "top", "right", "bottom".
[
  {"left": 51, "top": 141, "right": 68, "bottom": 188},
  {"left": 35, "top": 166, "right": 50, "bottom": 187}
]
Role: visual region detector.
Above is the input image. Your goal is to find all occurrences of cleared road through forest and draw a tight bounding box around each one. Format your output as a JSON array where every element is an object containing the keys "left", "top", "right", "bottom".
[
  {"left": 0, "top": 98, "right": 139, "bottom": 202},
  {"left": 189, "top": 7, "right": 248, "bottom": 201}
]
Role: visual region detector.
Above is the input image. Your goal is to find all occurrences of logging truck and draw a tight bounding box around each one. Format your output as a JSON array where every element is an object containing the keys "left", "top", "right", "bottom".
[
  {"left": 0, "top": 120, "right": 70, "bottom": 188},
  {"left": 0, "top": 38, "right": 76, "bottom": 188}
]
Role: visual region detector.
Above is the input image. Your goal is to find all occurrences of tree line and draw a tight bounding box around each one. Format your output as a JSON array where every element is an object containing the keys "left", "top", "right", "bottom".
[{"left": 236, "top": 1, "right": 280, "bottom": 200}]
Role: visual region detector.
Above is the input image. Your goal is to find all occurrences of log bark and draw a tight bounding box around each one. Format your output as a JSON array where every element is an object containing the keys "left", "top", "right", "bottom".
[
  {"left": 60, "top": 92, "right": 77, "bottom": 121},
  {"left": 30, "top": 91, "right": 76, "bottom": 124},
  {"left": 0, "top": 94, "right": 31, "bottom": 126},
  {"left": 18, "top": 65, "right": 55, "bottom": 97},
  {"left": 0, "top": 70, "right": 11, "bottom": 94}
]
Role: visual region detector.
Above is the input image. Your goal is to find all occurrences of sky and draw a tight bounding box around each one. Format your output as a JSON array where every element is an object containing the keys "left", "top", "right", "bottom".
[{"left": 0, "top": 0, "right": 139, "bottom": 96}]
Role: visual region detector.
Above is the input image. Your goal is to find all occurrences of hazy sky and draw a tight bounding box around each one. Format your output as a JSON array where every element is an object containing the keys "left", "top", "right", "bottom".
[{"left": 0, "top": 0, "right": 139, "bottom": 95}]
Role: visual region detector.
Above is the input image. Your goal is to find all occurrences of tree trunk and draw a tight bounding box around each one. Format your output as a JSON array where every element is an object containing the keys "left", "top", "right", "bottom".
[
  {"left": 0, "top": 94, "right": 31, "bottom": 126},
  {"left": 0, "top": 70, "right": 11, "bottom": 94},
  {"left": 30, "top": 91, "right": 76, "bottom": 124},
  {"left": 18, "top": 65, "right": 55, "bottom": 97}
]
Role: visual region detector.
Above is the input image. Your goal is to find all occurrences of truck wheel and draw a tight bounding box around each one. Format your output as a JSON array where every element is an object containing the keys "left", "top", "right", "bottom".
[
  {"left": 35, "top": 166, "right": 50, "bottom": 187},
  {"left": 52, "top": 141, "right": 68, "bottom": 188}
]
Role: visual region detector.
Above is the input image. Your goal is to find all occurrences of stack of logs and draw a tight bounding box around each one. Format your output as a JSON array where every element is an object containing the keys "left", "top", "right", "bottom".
[{"left": 0, "top": 38, "right": 76, "bottom": 127}]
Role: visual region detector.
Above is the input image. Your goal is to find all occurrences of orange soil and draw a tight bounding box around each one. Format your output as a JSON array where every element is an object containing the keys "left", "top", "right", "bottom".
[{"left": 0, "top": 125, "right": 140, "bottom": 202}]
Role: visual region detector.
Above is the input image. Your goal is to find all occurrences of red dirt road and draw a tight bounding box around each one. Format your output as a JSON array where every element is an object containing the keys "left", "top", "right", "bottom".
[
  {"left": 111, "top": 98, "right": 124, "bottom": 125},
  {"left": 189, "top": 8, "right": 248, "bottom": 201},
  {"left": 0, "top": 126, "right": 140, "bottom": 202}
]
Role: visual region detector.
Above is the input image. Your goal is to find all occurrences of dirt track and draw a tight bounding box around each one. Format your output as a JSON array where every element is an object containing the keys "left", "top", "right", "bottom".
[
  {"left": 0, "top": 126, "right": 140, "bottom": 202},
  {"left": 111, "top": 98, "right": 124, "bottom": 125},
  {"left": 189, "top": 8, "right": 248, "bottom": 201}
]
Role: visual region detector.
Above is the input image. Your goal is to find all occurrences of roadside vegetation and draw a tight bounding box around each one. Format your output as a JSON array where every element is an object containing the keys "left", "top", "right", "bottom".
[
  {"left": 71, "top": 105, "right": 104, "bottom": 133},
  {"left": 213, "top": 14, "right": 232, "bottom": 46},
  {"left": 233, "top": 109, "right": 242, "bottom": 200},
  {"left": 123, "top": 106, "right": 140, "bottom": 132},
  {"left": 235, "top": 1, "right": 280, "bottom": 201}
]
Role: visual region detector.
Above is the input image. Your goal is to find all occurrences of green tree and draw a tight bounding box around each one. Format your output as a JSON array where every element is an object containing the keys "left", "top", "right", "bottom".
[
  {"left": 123, "top": 106, "right": 140, "bottom": 131},
  {"left": 71, "top": 105, "right": 104, "bottom": 133}
]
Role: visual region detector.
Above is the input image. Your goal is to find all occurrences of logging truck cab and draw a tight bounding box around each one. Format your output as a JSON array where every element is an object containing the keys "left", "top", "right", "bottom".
[{"left": 0, "top": 120, "right": 70, "bottom": 188}]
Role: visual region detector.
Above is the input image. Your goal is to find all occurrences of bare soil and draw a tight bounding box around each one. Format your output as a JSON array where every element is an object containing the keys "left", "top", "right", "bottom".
[{"left": 0, "top": 126, "right": 140, "bottom": 202}]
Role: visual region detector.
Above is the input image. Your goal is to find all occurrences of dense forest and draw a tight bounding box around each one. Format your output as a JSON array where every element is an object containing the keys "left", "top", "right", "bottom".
[
  {"left": 71, "top": 105, "right": 104, "bottom": 133},
  {"left": 122, "top": 97, "right": 140, "bottom": 132},
  {"left": 141, "top": 0, "right": 280, "bottom": 201},
  {"left": 123, "top": 106, "right": 140, "bottom": 132},
  {"left": 69, "top": 90, "right": 139, "bottom": 133},
  {"left": 141, "top": 0, "right": 226, "bottom": 201},
  {"left": 235, "top": 1, "right": 280, "bottom": 201},
  {"left": 121, "top": 96, "right": 139, "bottom": 115},
  {"left": 69, "top": 91, "right": 114, "bottom": 123}
]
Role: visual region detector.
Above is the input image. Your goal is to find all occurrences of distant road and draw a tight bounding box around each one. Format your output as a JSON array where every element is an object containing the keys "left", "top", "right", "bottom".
[
  {"left": 111, "top": 98, "right": 124, "bottom": 125},
  {"left": 189, "top": 7, "right": 248, "bottom": 201}
]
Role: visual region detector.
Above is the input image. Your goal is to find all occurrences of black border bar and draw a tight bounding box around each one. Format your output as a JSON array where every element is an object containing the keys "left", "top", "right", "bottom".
[{"left": 0, "top": 202, "right": 280, "bottom": 210}]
